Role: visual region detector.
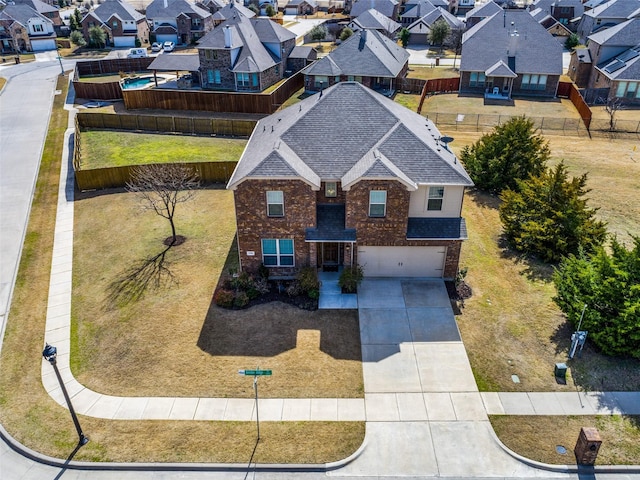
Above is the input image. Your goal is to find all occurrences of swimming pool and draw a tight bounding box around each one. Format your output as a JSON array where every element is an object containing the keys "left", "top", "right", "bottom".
[{"left": 121, "top": 76, "right": 154, "bottom": 90}]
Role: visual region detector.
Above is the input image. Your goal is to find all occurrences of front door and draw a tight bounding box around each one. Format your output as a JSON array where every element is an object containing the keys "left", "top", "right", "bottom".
[{"left": 320, "top": 242, "right": 341, "bottom": 271}]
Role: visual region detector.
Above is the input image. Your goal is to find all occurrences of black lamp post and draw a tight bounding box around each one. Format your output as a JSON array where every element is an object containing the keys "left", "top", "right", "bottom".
[{"left": 42, "top": 344, "right": 89, "bottom": 446}]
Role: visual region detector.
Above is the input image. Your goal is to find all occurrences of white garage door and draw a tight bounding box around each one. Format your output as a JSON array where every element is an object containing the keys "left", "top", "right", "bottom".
[
  {"left": 358, "top": 246, "right": 446, "bottom": 277},
  {"left": 285, "top": 7, "right": 298, "bottom": 14},
  {"left": 31, "top": 38, "right": 57, "bottom": 51},
  {"left": 155, "top": 34, "right": 178, "bottom": 44},
  {"left": 114, "top": 36, "right": 136, "bottom": 47}
]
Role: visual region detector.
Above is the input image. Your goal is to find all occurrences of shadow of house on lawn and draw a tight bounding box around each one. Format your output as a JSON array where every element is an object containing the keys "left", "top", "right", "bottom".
[{"left": 197, "top": 300, "right": 361, "bottom": 360}]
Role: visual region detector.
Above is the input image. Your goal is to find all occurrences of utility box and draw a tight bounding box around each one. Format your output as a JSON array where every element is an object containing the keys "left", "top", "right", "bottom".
[
  {"left": 554, "top": 363, "right": 567, "bottom": 382},
  {"left": 574, "top": 427, "right": 602, "bottom": 465}
]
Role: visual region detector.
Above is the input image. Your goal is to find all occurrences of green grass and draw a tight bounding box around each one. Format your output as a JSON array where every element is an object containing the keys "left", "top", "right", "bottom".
[
  {"left": 78, "top": 130, "right": 247, "bottom": 169},
  {"left": 406, "top": 66, "right": 460, "bottom": 80}
]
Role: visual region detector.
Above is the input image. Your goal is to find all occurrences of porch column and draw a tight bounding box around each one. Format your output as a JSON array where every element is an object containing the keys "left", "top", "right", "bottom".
[{"left": 508, "top": 78, "right": 513, "bottom": 99}]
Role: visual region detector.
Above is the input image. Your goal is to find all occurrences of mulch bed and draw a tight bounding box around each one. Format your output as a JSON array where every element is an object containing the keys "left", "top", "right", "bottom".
[{"left": 445, "top": 280, "right": 473, "bottom": 314}]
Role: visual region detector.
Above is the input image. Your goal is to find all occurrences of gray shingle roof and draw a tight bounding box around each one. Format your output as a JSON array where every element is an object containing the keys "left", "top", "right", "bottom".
[
  {"left": 485, "top": 59, "right": 517, "bottom": 77},
  {"left": 401, "top": 0, "right": 436, "bottom": 19},
  {"left": 305, "top": 204, "right": 357, "bottom": 241},
  {"left": 350, "top": 0, "right": 398, "bottom": 18},
  {"left": 0, "top": 3, "right": 52, "bottom": 27},
  {"left": 13, "top": 0, "right": 58, "bottom": 15},
  {"left": 529, "top": 0, "right": 584, "bottom": 20},
  {"left": 597, "top": 43, "right": 640, "bottom": 79},
  {"left": 89, "top": 0, "right": 145, "bottom": 23},
  {"left": 351, "top": 8, "right": 401, "bottom": 33},
  {"left": 289, "top": 45, "right": 316, "bottom": 59},
  {"left": 465, "top": 0, "right": 502, "bottom": 19},
  {"left": 460, "top": 10, "right": 563, "bottom": 75},
  {"left": 147, "top": 53, "right": 200, "bottom": 70},
  {"left": 227, "top": 82, "right": 473, "bottom": 191},
  {"left": 588, "top": 17, "right": 640, "bottom": 46},
  {"left": 583, "top": 0, "right": 640, "bottom": 20},
  {"left": 146, "top": 0, "right": 211, "bottom": 20},
  {"left": 286, "top": 0, "right": 318, "bottom": 7},
  {"left": 301, "top": 29, "right": 409, "bottom": 77},
  {"left": 198, "top": 14, "right": 292, "bottom": 72},
  {"left": 407, "top": 217, "right": 468, "bottom": 239},
  {"left": 419, "top": 6, "right": 464, "bottom": 28},
  {"left": 211, "top": 1, "right": 256, "bottom": 21}
]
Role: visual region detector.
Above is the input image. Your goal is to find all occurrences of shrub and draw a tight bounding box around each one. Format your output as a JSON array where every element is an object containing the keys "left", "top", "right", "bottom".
[
  {"left": 499, "top": 163, "right": 607, "bottom": 262},
  {"left": 297, "top": 266, "right": 320, "bottom": 294},
  {"left": 234, "top": 291, "right": 250, "bottom": 308},
  {"left": 213, "top": 288, "right": 234, "bottom": 308},
  {"left": 258, "top": 263, "right": 269, "bottom": 280},
  {"left": 339, "top": 264, "right": 364, "bottom": 293},
  {"left": 70, "top": 30, "right": 86, "bottom": 47},
  {"left": 308, "top": 288, "right": 320, "bottom": 300},
  {"left": 286, "top": 280, "right": 303, "bottom": 297},
  {"left": 460, "top": 116, "right": 550, "bottom": 194},
  {"left": 254, "top": 277, "right": 271, "bottom": 295},
  {"left": 553, "top": 238, "right": 640, "bottom": 358},
  {"left": 565, "top": 34, "right": 579, "bottom": 50}
]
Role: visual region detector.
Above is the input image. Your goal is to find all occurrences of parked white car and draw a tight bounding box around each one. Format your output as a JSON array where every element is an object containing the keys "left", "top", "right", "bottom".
[
  {"left": 162, "top": 41, "right": 175, "bottom": 52},
  {"left": 151, "top": 42, "right": 162, "bottom": 52}
]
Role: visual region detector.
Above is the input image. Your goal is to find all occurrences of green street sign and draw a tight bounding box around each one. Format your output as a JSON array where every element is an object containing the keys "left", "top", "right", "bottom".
[{"left": 239, "top": 369, "right": 272, "bottom": 376}]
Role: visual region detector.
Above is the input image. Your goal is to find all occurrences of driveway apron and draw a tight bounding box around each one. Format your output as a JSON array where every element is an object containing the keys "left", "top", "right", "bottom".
[{"left": 334, "top": 278, "right": 567, "bottom": 478}]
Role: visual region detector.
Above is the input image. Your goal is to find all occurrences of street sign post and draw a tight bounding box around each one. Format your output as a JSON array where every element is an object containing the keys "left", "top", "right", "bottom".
[{"left": 239, "top": 368, "right": 272, "bottom": 440}]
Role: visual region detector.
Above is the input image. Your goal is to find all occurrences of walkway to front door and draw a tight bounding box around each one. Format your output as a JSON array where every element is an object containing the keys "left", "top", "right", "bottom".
[{"left": 318, "top": 269, "right": 357, "bottom": 309}]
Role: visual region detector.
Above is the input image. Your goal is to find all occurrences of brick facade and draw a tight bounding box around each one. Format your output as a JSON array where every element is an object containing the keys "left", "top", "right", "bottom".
[{"left": 233, "top": 179, "right": 317, "bottom": 275}]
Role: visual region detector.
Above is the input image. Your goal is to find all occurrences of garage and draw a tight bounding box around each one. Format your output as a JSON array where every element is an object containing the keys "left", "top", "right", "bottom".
[
  {"left": 357, "top": 246, "right": 446, "bottom": 277},
  {"left": 155, "top": 33, "right": 178, "bottom": 44},
  {"left": 30, "top": 38, "right": 56, "bottom": 51},
  {"left": 113, "top": 36, "right": 136, "bottom": 47}
]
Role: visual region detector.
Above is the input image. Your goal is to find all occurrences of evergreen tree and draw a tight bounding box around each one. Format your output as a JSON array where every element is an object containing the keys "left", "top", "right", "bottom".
[
  {"left": 398, "top": 27, "right": 410, "bottom": 48},
  {"left": 499, "top": 162, "right": 607, "bottom": 262},
  {"left": 339, "top": 27, "right": 353, "bottom": 41},
  {"left": 309, "top": 24, "right": 327, "bottom": 45},
  {"left": 428, "top": 19, "right": 450, "bottom": 53},
  {"left": 70, "top": 30, "right": 86, "bottom": 47},
  {"left": 554, "top": 238, "right": 640, "bottom": 358},
  {"left": 88, "top": 25, "right": 106, "bottom": 48},
  {"left": 460, "top": 116, "right": 550, "bottom": 193}
]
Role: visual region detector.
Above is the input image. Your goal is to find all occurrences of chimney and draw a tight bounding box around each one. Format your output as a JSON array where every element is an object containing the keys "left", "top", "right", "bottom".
[
  {"left": 224, "top": 25, "right": 232, "bottom": 48},
  {"left": 163, "top": 0, "right": 167, "bottom": 8}
]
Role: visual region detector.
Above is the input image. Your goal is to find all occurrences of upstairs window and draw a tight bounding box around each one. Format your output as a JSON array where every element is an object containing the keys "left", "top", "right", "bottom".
[
  {"left": 427, "top": 186, "right": 444, "bottom": 211},
  {"left": 369, "top": 190, "right": 387, "bottom": 217},
  {"left": 266, "top": 190, "right": 284, "bottom": 216}
]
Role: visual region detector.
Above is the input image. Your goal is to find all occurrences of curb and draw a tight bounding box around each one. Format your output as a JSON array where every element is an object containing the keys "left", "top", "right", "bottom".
[{"left": 487, "top": 416, "right": 640, "bottom": 475}]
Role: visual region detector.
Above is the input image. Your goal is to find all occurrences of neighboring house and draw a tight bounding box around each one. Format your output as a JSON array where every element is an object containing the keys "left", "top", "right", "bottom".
[
  {"left": 538, "top": 14, "right": 573, "bottom": 42},
  {"left": 197, "top": 0, "right": 226, "bottom": 15},
  {"left": 301, "top": 29, "right": 409, "bottom": 94},
  {"left": 349, "top": 0, "right": 399, "bottom": 20},
  {"left": 0, "top": 3, "right": 56, "bottom": 51},
  {"left": 460, "top": 9, "right": 563, "bottom": 99},
  {"left": 576, "top": 0, "right": 640, "bottom": 41},
  {"left": 286, "top": 45, "right": 317, "bottom": 72},
  {"left": 400, "top": 0, "right": 437, "bottom": 25},
  {"left": 146, "top": 0, "right": 213, "bottom": 45},
  {"left": 448, "top": 0, "right": 475, "bottom": 15},
  {"left": 569, "top": 18, "right": 640, "bottom": 103},
  {"left": 227, "top": 81, "right": 473, "bottom": 279},
  {"left": 13, "top": 0, "right": 61, "bottom": 26},
  {"left": 80, "top": 0, "right": 149, "bottom": 47},
  {"left": 197, "top": 7, "right": 296, "bottom": 91},
  {"left": 284, "top": 0, "right": 318, "bottom": 15},
  {"left": 405, "top": 6, "right": 463, "bottom": 45},
  {"left": 528, "top": 0, "right": 584, "bottom": 31},
  {"left": 464, "top": 0, "right": 501, "bottom": 28},
  {"left": 347, "top": 8, "right": 401, "bottom": 38},
  {"left": 211, "top": 1, "right": 255, "bottom": 26}
]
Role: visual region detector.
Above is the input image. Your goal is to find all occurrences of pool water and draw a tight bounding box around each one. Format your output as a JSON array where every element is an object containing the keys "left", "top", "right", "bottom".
[{"left": 122, "top": 77, "right": 153, "bottom": 90}]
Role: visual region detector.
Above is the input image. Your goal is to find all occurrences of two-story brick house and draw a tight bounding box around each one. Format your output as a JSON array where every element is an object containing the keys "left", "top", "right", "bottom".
[
  {"left": 146, "top": 0, "right": 213, "bottom": 45},
  {"left": 227, "top": 82, "right": 473, "bottom": 279},
  {"left": 80, "top": 0, "right": 149, "bottom": 48},
  {"left": 0, "top": 2, "right": 56, "bottom": 51},
  {"left": 197, "top": 5, "right": 296, "bottom": 91}
]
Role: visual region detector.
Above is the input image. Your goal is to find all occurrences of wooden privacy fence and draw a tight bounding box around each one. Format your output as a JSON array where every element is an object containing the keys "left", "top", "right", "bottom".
[
  {"left": 73, "top": 81, "right": 123, "bottom": 100},
  {"left": 74, "top": 162, "right": 238, "bottom": 191},
  {"left": 416, "top": 77, "right": 461, "bottom": 114},
  {"left": 76, "top": 112, "right": 257, "bottom": 137},
  {"left": 557, "top": 81, "right": 592, "bottom": 131},
  {"left": 75, "top": 57, "right": 155, "bottom": 77},
  {"left": 122, "top": 73, "right": 303, "bottom": 114}
]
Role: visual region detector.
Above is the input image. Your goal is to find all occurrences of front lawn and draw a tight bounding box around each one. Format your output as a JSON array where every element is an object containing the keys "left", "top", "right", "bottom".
[
  {"left": 72, "top": 188, "right": 364, "bottom": 398},
  {"left": 78, "top": 130, "right": 247, "bottom": 169}
]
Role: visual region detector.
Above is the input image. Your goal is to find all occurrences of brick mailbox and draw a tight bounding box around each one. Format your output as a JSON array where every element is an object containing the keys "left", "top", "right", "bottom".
[{"left": 574, "top": 427, "right": 602, "bottom": 465}]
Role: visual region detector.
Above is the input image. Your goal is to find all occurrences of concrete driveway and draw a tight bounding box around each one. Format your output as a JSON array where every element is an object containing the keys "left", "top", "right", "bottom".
[{"left": 339, "top": 278, "right": 564, "bottom": 478}]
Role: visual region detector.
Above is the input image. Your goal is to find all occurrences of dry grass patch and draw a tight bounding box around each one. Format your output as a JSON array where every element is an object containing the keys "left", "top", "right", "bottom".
[
  {"left": 72, "top": 189, "right": 363, "bottom": 398},
  {"left": 406, "top": 66, "right": 460, "bottom": 80},
  {"left": 450, "top": 130, "right": 640, "bottom": 392},
  {"left": 491, "top": 415, "right": 640, "bottom": 465}
]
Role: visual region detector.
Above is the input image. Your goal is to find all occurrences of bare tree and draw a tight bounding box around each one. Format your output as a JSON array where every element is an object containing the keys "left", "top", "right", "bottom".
[
  {"left": 602, "top": 96, "right": 623, "bottom": 132},
  {"left": 126, "top": 164, "right": 200, "bottom": 246}
]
